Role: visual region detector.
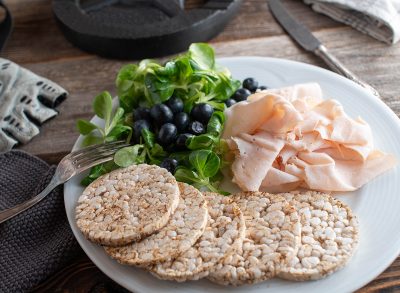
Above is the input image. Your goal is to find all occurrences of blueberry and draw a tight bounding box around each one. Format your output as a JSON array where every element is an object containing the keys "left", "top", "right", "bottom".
[
  {"left": 132, "top": 119, "right": 151, "bottom": 143},
  {"left": 190, "top": 103, "right": 214, "bottom": 124},
  {"left": 160, "top": 158, "right": 178, "bottom": 174},
  {"left": 243, "top": 77, "right": 259, "bottom": 92},
  {"left": 174, "top": 112, "right": 190, "bottom": 133},
  {"left": 188, "top": 121, "right": 205, "bottom": 135},
  {"left": 225, "top": 98, "right": 237, "bottom": 107},
  {"left": 150, "top": 104, "right": 173, "bottom": 126},
  {"left": 157, "top": 123, "right": 177, "bottom": 146},
  {"left": 165, "top": 97, "right": 184, "bottom": 114},
  {"left": 258, "top": 85, "right": 268, "bottom": 91},
  {"left": 133, "top": 107, "right": 151, "bottom": 121},
  {"left": 176, "top": 133, "right": 194, "bottom": 149},
  {"left": 233, "top": 88, "right": 251, "bottom": 102}
]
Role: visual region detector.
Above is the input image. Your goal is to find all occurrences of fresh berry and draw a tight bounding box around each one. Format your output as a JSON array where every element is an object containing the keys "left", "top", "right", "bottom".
[
  {"left": 225, "top": 98, "right": 237, "bottom": 107},
  {"left": 157, "top": 123, "right": 177, "bottom": 146},
  {"left": 132, "top": 119, "right": 151, "bottom": 143},
  {"left": 190, "top": 103, "right": 214, "bottom": 124},
  {"left": 174, "top": 112, "right": 190, "bottom": 133},
  {"left": 150, "top": 104, "right": 173, "bottom": 126},
  {"left": 243, "top": 77, "right": 259, "bottom": 92},
  {"left": 133, "top": 107, "right": 151, "bottom": 121},
  {"left": 233, "top": 88, "right": 251, "bottom": 102},
  {"left": 160, "top": 158, "right": 178, "bottom": 174},
  {"left": 165, "top": 97, "right": 184, "bottom": 114},
  {"left": 176, "top": 133, "right": 194, "bottom": 149},
  {"left": 188, "top": 121, "right": 205, "bottom": 135}
]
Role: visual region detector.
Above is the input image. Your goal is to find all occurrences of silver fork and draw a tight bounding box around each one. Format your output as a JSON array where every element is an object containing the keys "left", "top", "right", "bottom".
[{"left": 0, "top": 140, "right": 129, "bottom": 224}]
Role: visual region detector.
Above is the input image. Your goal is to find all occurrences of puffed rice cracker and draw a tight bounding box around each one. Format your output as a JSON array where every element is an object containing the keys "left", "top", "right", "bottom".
[
  {"left": 208, "top": 192, "right": 301, "bottom": 286},
  {"left": 104, "top": 183, "right": 208, "bottom": 266},
  {"left": 150, "top": 192, "right": 246, "bottom": 282},
  {"left": 277, "top": 191, "right": 359, "bottom": 281},
  {"left": 75, "top": 164, "right": 180, "bottom": 246}
]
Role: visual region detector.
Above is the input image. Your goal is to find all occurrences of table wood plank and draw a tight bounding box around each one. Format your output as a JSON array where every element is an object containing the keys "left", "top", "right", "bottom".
[
  {"left": 2, "top": 0, "right": 342, "bottom": 64},
  {"left": 17, "top": 27, "right": 400, "bottom": 164},
  {"left": 2, "top": 0, "right": 400, "bottom": 291}
]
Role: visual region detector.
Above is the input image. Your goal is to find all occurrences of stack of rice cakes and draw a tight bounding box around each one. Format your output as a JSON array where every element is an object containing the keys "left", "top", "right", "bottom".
[{"left": 75, "top": 164, "right": 359, "bottom": 286}]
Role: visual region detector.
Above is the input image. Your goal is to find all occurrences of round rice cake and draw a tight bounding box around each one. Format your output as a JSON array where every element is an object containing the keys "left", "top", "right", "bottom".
[
  {"left": 277, "top": 191, "right": 359, "bottom": 281},
  {"left": 104, "top": 183, "right": 208, "bottom": 266},
  {"left": 150, "top": 192, "right": 246, "bottom": 282},
  {"left": 75, "top": 164, "right": 180, "bottom": 246},
  {"left": 208, "top": 192, "right": 301, "bottom": 286}
]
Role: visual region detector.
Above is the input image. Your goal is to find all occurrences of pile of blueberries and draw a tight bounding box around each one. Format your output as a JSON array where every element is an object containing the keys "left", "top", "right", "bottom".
[
  {"left": 132, "top": 98, "right": 214, "bottom": 147},
  {"left": 131, "top": 77, "right": 265, "bottom": 172},
  {"left": 225, "top": 77, "right": 267, "bottom": 107}
]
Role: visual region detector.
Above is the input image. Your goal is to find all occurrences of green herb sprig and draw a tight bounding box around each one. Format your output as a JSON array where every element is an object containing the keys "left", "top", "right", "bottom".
[{"left": 77, "top": 91, "right": 132, "bottom": 146}]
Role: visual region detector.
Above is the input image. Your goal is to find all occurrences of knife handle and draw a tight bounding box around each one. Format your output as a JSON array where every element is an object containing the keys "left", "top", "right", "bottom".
[{"left": 314, "top": 45, "right": 380, "bottom": 98}]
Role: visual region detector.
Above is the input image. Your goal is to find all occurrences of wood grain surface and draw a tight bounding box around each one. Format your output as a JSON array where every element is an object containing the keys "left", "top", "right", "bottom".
[{"left": 3, "top": 0, "right": 399, "bottom": 291}]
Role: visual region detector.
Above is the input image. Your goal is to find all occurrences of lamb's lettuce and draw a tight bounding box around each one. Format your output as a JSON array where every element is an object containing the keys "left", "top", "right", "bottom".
[{"left": 77, "top": 43, "right": 237, "bottom": 194}]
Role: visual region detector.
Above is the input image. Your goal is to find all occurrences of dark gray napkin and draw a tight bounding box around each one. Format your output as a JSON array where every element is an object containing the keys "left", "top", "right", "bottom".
[
  {"left": 0, "top": 150, "right": 81, "bottom": 292},
  {"left": 0, "top": 151, "right": 131, "bottom": 293}
]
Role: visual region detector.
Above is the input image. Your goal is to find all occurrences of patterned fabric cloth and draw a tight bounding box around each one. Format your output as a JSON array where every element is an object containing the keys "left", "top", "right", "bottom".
[
  {"left": 0, "top": 151, "right": 81, "bottom": 292},
  {"left": 0, "top": 58, "right": 67, "bottom": 152},
  {"left": 305, "top": 0, "right": 400, "bottom": 44}
]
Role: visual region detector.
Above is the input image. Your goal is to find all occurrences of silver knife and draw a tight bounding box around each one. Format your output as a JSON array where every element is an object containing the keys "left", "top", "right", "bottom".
[{"left": 268, "top": 0, "right": 380, "bottom": 98}]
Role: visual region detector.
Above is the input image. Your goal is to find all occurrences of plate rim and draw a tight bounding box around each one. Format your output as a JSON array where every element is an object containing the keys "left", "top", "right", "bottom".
[{"left": 64, "top": 56, "right": 400, "bottom": 293}]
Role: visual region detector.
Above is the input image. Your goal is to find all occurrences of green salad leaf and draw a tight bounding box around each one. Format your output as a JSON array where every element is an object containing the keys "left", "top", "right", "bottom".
[
  {"left": 114, "top": 145, "right": 146, "bottom": 167},
  {"left": 80, "top": 161, "right": 118, "bottom": 186},
  {"left": 93, "top": 91, "right": 113, "bottom": 121},
  {"left": 81, "top": 134, "right": 104, "bottom": 147},
  {"left": 77, "top": 120, "right": 99, "bottom": 135},
  {"left": 186, "top": 134, "right": 216, "bottom": 150},
  {"left": 207, "top": 111, "right": 225, "bottom": 136},
  {"left": 189, "top": 150, "right": 220, "bottom": 178},
  {"left": 106, "top": 124, "right": 132, "bottom": 142},
  {"left": 141, "top": 129, "right": 155, "bottom": 148},
  {"left": 174, "top": 149, "right": 226, "bottom": 194},
  {"left": 188, "top": 43, "right": 215, "bottom": 70},
  {"left": 174, "top": 168, "right": 202, "bottom": 185}
]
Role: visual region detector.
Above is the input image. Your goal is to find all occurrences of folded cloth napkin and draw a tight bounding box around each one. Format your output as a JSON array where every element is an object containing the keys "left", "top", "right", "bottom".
[
  {"left": 0, "top": 151, "right": 129, "bottom": 293},
  {"left": 305, "top": 0, "right": 400, "bottom": 44},
  {"left": 0, "top": 58, "right": 68, "bottom": 152},
  {"left": 0, "top": 150, "right": 81, "bottom": 292}
]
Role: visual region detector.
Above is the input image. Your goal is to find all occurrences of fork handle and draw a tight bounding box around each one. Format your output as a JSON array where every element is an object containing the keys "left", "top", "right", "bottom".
[
  {"left": 0, "top": 176, "right": 61, "bottom": 224},
  {"left": 314, "top": 44, "right": 381, "bottom": 98}
]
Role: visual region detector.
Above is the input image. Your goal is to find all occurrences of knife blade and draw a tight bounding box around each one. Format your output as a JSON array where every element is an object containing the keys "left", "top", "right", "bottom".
[{"left": 268, "top": 0, "right": 380, "bottom": 98}]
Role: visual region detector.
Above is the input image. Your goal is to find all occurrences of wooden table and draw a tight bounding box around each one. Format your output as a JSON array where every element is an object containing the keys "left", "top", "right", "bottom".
[{"left": 4, "top": 0, "right": 400, "bottom": 291}]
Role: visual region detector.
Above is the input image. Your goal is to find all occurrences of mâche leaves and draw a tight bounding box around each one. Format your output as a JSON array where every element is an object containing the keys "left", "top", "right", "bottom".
[
  {"left": 141, "top": 129, "right": 155, "bottom": 148},
  {"left": 82, "top": 133, "right": 103, "bottom": 147},
  {"left": 189, "top": 150, "right": 220, "bottom": 178},
  {"left": 77, "top": 119, "right": 99, "bottom": 135},
  {"left": 80, "top": 161, "right": 118, "bottom": 186},
  {"left": 106, "top": 124, "right": 132, "bottom": 142},
  {"left": 174, "top": 150, "right": 225, "bottom": 193},
  {"left": 116, "top": 43, "right": 239, "bottom": 110},
  {"left": 93, "top": 91, "right": 113, "bottom": 121},
  {"left": 186, "top": 134, "right": 216, "bottom": 150},
  {"left": 188, "top": 43, "right": 215, "bottom": 70},
  {"left": 207, "top": 111, "right": 225, "bottom": 136},
  {"left": 77, "top": 43, "right": 235, "bottom": 194},
  {"left": 114, "top": 145, "right": 146, "bottom": 167},
  {"left": 76, "top": 94, "right": 131, "bottom": 145}
]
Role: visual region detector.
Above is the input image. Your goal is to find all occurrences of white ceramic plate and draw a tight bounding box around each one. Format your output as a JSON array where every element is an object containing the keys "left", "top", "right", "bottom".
[{"left": 64, "top": 57, "right": 400, "bottom": 293}]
